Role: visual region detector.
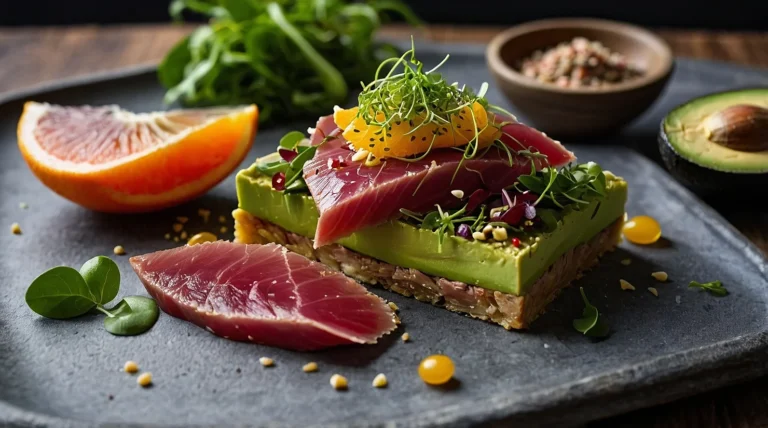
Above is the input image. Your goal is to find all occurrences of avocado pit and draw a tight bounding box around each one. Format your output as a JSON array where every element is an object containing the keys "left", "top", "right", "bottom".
[{"left": 703, "top": 104, "right": 768, "bottom": 152}]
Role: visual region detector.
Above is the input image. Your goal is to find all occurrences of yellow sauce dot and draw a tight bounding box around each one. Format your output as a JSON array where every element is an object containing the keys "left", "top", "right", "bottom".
[
  {"left": 187, "top": 232, "right": 218, "bottom": 246},
  {"left": 418, "top": 354, "right": 454, "bottom": 385},
  {"left": 622, "top": 215, "right": 662, "bottom": 245}
]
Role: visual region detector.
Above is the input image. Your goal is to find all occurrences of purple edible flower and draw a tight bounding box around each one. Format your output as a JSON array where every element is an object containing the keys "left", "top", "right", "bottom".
[
  {"left": 524, "top": 204, "right": 537, "bottom": 220},
  {"left": 272, "top": 172, "right": 286, "bottom": 191},
  {"left": 456, "top": 224, "right": 473, "bottom": 240},
  {"left": 278, "top": 148, "right": 298, "bottom": 162}
]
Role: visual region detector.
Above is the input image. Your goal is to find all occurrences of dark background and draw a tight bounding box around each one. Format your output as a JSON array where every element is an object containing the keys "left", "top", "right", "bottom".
[{"left": 2, "top": 1, "right": 768, "bottom": 29}]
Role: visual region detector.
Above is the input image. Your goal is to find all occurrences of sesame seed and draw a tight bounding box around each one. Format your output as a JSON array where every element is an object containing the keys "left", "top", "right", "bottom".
[
  {"left": 492, "top": 227, "right": 508, "bottom": 241},
  {"left": 648, "top": 287, "right": 659, "bottom": 297},
  {"left": 472, "top": 231, "right": 486, "bottom": 241},
  {"left": 259, "top": 357, "right": 274, "bottom": 367},
  {"left": 113, "top": 245, "right": 126, "bottom": 255},
  {"left": 619, "top": 279, "right": 635, "bottom": 291},
  {"left": 173, "top": 223, "right": 184, "bottom": 233},
  {"left": 218, "top": 215, "right": 227, "bottom": 224},
  {"left": 176, "top": 216, "right": 189, "bottom": 224},
  {"left": 198, "top": 209, "right": 211, "bottom": 223},
  {"left": 180, "top": 231, "right": 188, "bottom": 240},
  {"left": 372, "top": 374, "right": 388, "bottom": 388},
  {"left": 10, "top": 223, "right": 21, "bottom": 235},
  {"left": 401, "top": 332, "right": 410, "bottom": 342},
  {"left": 220, "top": 226, "right": 228, "bottom": 234},
  {"left": 137, "top": 373, "right": 152, "bottom": 387},
  {"left": 384, "top": 147, "right": 390, "bottom": 152},
  {"left": 620, "top": 258, "right": 632, "bottom": 266},
  {"left": 387, "top": 302, "right": 399, "bottom": 311},
  {"left": 651, "top": 271, "right": 668, "bottom": 282},
  {"left": 330, "top": 374, "right": 348, "bottom": 390},
  {"left": 451, "top": 189, "right": 464, "bottom": 199},
  {"left": 124, "top": 361, "right": 139, "bottom": 373},
  {"left": 353, "top": 129, "right": 360, "bottom": 133},
  {"left": 164, "top": 233, "right": 171, "bottom": 240},
  {"left": 173, "top": 237, "right": 180, "bottom": 243},
  {"left": 302, "top": 362, "right": 318, "bottom": 373},
  {"left": 379, "top": 137, "right": 384, "bottom": 142}
]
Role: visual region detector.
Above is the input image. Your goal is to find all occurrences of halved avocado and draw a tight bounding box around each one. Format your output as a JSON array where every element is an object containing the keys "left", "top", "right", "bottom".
[{"left": 658, "top": 88, "right": 768, "bottom": 196}]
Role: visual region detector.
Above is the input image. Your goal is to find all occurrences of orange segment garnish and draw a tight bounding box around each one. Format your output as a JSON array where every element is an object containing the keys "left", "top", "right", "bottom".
[
  {"left": 334, "top": 102, "right": 500, "bottom": 159},
  {"left": 17, "top": 102, "right": 258, "bottom": 213}
]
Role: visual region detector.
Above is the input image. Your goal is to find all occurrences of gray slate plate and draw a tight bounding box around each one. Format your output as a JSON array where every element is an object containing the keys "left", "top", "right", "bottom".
[{"left": 1, "top": 43, "right": 767, "bottom": 428}]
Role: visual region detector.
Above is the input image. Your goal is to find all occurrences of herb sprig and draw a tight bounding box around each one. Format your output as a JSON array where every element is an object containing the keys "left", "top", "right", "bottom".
[
  {"left": 159, "top": 0, "right": 421, "bottom": 124},
  {"left": 256, "top": 131, "right": 318, "bottom": 193},
  {"left": 515, "top": 161, "right": 607, "bottom": 208},
  {"left": 689, "top": 280, "right": 728, "bottom": 296},
  {"left": 25, "top": 256, "right": 159, "bottom": 336},
  {"left": 572, "top": 287, "right": 609, "bottom": 338}
]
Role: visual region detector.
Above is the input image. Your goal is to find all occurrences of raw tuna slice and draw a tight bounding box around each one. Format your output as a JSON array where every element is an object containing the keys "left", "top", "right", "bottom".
[
  {"left": 129, "top": 241, "right": 397, "bottom": 351},
  {"left": 303, "top": 115, "right": 575, "bottom": 247}
]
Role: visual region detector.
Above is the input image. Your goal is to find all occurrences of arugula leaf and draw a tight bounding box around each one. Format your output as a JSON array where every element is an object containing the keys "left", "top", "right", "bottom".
[
  {"left": 279, "top": 131, "right": 306, "bottom": 150},
  {"left": 159, "top": 0, "right": 421, "bottom": 124},
  {"left": 25, "top": 267, "right": 96, "bottom": 319},
  {"left": 572, "top": 287, "right": 609, "bottom": 338},
  {"left": 103, "top": 296, "right": 160, "bottom": 336},
  {"left": 79, "top": 256, "right": 120, "bottom": 305},
  {"left": 689, "top": 280, "right": 728, "bottom": 296}
]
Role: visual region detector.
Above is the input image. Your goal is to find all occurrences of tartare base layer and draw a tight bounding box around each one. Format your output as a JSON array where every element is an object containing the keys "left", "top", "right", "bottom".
[{"left": 233, "top": 208, "right": 623, "bottom": 330}]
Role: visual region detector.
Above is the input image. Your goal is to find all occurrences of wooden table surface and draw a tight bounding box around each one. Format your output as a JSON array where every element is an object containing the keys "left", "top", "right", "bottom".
[{"left": 1, "top": 23, "right": 767, "bottom": 427}]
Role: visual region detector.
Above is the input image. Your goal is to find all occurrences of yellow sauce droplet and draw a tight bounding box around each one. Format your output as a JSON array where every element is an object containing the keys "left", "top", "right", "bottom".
[
  {"left": 623, "top": 215, "right": 662, "bottom": 244},
  {"left": 418, "top": 354, "right": 455, "bottom": 385},
  {"left": 187, "top": 232, "right": 218, "bottom": 246}
]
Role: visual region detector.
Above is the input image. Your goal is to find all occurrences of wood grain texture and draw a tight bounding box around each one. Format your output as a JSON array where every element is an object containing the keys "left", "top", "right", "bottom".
[{"left": 0, "top": 23, "right": 766, "bottom": 427}]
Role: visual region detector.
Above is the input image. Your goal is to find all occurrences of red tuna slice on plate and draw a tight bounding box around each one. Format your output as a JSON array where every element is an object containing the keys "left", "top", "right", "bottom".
[
  {"left": 303, "top": 114, "right": 575, "bottom": 247},
  {"left": 129, "top": 241, "right": 397, "bottom": 351}
]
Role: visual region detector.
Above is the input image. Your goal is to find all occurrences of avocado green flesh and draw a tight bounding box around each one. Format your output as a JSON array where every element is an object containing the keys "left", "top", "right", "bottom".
[
  {"left": 236, "top": 164, "right": 627, "bottom": 296},
  {"left": 663, "top": 88, "right": 768, "bottom": 174}
]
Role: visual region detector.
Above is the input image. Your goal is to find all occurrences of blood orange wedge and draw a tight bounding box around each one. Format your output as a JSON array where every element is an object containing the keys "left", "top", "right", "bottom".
[{"left": 17, "top": 102, "right": 258, "bottom": 213}]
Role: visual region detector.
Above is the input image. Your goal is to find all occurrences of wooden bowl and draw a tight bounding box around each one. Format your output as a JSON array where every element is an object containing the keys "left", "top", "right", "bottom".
[{"left": 486, "top": 18, "right": 674, "bottom": 138}]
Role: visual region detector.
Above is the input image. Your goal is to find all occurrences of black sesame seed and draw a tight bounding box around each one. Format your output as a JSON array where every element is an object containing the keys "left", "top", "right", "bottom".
[
  {"left": 379, "top": 137, "right": 384, "bottom": 142},
  {"left": 409, "top": 120, "right": 414, "bottom": 126},
  {"left": 384, "top": 147, "right": 391, "bottom": 152},
  {"left": 422, "top": 137, "right": 427, "bottom": 141},
  {"left": 442, "top": 127, "right": 448, "bottom": 133},
  {"left": 369, "top": 144, "right": 375, "bottom": 147},
  {"left": 369, "top": 138, "right": 375, "bottom": 141},
  {"left": 353, "top": 129, "right": 360, "bottom": 133},
  {"left": 395, "top": 121, "right": 401, "bottom": 125},
  {"left": 410, "top": 136, "right": 416, "bottom": 141},
  {"left": 457, "top": 124, "right": 462, "bottom": 128},
  {"left": 386, "top": 133, "right": 392, "bottom": 137}
]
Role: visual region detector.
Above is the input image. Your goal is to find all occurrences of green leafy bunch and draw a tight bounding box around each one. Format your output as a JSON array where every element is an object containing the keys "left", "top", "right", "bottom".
[
  {"left": 25, "top": 256, "right": 159, "bottom": 336},
  {"left": 159, "top": 0, "right": 421, "bottom": 124}
]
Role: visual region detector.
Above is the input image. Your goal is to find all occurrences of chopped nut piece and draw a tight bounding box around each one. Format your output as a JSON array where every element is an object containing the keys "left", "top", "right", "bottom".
[
  {"left": 172, "top": 223, "right": 184, "bottom": 233},
  {"left": 472, "top": 231, "right": 486, "bottom": 241},
  {"left": 330, "top": 374, "right": 348, "bottom": 390},
  {"left": 372, "top": 373, "right": 388, "bottom": 388},
  {"left": 124, "top": 361, "right": 139, "bottom": 373},
  {"left": 450, "top": 189, "right": 464, "bottom": 199},
  {"left": 619, "top": 279, "right": 635, "bottom": 291},
  {"left": 173, "top": 236, "right": 180, "bottom": 243},
  {"left": 492, "top": 227, "right": 508, "bottom": 241},
  {"left": 220, "top": 226, "right": 228, "bottom": 234},
  {"left": 482, "top": 224, "right": 493, "bottom": 234},
  {"left": 164, "top": 233, "right": 171, "bottom": 240},
  {"left": 401, "top": 332, "right": 410, "bottom": 342},
  {"left": 176, "top": 216, "right": 189, "bottom": 224},
  {"left": 218, "top": 215, "right": 227, "bottom": 224},
  {"left": 10, "top": 223, "right": 21, "bottom": 235},
  {"left": 113, "top": 245, "right": 126, "bottom": 255},
  {"left": 675, "top": 295, "right": 682, "bottom": 304},
  {"left": 259, "top": 357, "right": 274, "bottom": 367},
  {"left": 180, "top": 231, "right": 188, "bottom": 240},
  {"left": 651, "top": 271, "right": 668, "bottom": 282},
  {"left": 648, "top": 287, "right": 659, "bottom": 297},
  {"left": 620, "top": 258, "right": 632, "bottom": 266},
  {"left": 302, "top": 362, "right": 318, "bottom": 373},
  {"left": 387, "top": 302, "right": 399, "bottom": 311},
  {"left": 137, "top": 372, "right": 152, "bottom": 387},
  {"left": 351, "top": 149, "right": 369, "bottom": 162}
]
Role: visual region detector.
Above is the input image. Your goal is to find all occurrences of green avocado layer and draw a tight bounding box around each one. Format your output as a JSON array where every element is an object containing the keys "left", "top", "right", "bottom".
[{"left": 236, "top": 164, "right": 627, "bottom": 295}]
